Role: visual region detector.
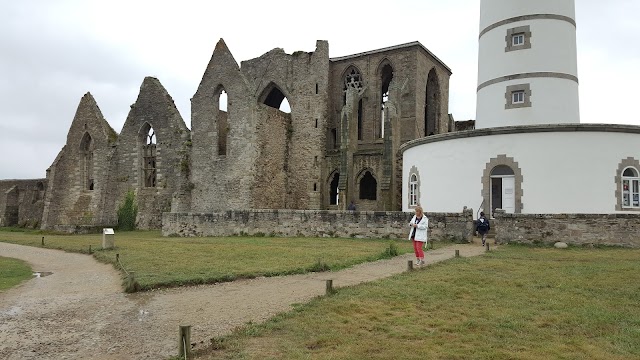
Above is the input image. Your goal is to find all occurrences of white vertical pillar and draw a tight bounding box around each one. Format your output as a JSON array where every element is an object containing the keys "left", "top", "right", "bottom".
[{"left": 476, "top": 0, "right": 580, "bottom": 128}]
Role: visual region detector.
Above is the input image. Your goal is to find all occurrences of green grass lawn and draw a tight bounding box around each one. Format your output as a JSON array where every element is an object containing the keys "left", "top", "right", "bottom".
[
  {"left": 199, "top": 245, "right": 640, "bottom": 360},
  {"left": 0, "top": 256, "right": 32, "bottom": 292},
  {"left": 0, "top": 229, "right": 416, "bottom": 291}
]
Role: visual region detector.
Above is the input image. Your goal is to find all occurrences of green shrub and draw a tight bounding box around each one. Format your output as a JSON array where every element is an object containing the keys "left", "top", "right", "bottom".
[
  {"left": 381, "top": 241, "right": 399, "bottom": 258},
  {"left": 117, "top": 190, "right": 138, "bottom": 231}
]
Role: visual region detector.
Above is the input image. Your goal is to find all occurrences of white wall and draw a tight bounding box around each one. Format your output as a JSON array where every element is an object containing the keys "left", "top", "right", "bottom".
[
  {"left": 480, "top": 0, "right": 575, "bottom": 31},
  {"left": 477, "top": 21, "right": 578, "bottom": 84},
  {"left": 476, "top": 0, "right": 579, "bottom": 128},
  {"left": 403, "top": 130, "right": 640, "bottom": 215},
  {"left": 476, "top": 78, "right": 580, "bottom": 128}
]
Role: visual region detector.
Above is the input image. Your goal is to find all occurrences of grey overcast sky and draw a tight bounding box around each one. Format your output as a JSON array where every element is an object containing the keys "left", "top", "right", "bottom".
[{"left": 0, "top": 0, "right": 638, "bottom": 179}]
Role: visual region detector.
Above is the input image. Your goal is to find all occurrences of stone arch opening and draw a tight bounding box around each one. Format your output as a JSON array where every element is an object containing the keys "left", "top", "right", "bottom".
[
  {"left": 482, "top": 155, "right": 523, "bottom": 216},
  {"left": 33, "top": 181, "right": 44, "bottom": 203},
  {"left": 80, "top": 132, "right": 94, "bottom": 191},
  {"left": 378, "top": 62, "right": 394, "bottom": 138},
  {"left": 328, "top": 171, "right": 340, "bottom": 206},
  {"left": 215, "top": 85, "right": 229, "bottom": 156},
  {"left": 140, "top": 123, "right": 157, "bottom": 188},
  {"left": 425, "top": 68, "right": 440, "bottom": 136},
  {"left": 358, "top": 169, "right": 378, "bottom": 200},
  {"left": 259, "top": 82, "right": 291, "bottom": 113},
  {"left": 342, "top": 66, "right": 364, "bottom": 141},
  {"left": 4, "top": 186, "right": 19, "bottom": 226}
]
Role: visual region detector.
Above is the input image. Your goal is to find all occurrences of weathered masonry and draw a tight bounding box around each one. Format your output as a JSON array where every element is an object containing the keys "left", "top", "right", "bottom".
[{"left": 0, "top": 40, "right": 456, "bottom": 231}]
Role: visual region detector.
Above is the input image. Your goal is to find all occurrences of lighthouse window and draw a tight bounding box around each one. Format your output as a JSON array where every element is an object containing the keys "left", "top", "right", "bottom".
[
  {"left": 512, "top": 33, "right": 524, "bottom": 46},
  {"left": 505, "top": 25, "right": 531, "bottom": 52},
  {"left": 505, "top": 84, "right": 531, "bottom": 109},
  {"left": 512, "top": 91, "right": 525, "bottom": 104}
]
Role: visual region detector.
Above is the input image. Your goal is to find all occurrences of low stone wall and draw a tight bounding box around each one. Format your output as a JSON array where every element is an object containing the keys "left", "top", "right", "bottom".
[
  {"left": 162, "top": 209, "right": 474, "bottom": 242},
  {"left": 494, "top": 212, "right": 640, "bottom": 247}
]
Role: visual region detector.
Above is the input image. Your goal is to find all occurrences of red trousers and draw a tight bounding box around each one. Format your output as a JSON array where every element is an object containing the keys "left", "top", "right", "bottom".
[{"left": 412, "top": 239, "right": 424, "bottom": 258}]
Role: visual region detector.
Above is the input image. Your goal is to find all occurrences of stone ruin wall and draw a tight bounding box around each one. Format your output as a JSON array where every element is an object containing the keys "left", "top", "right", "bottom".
[
  {"left": 0, "top": 40, "right": 456, "bottom": 233},
  {"left": 163, "top": 208, "right": 474, "bottom": 242},
  {"left": 40, "top": 93, "right": 117, "bottom": 231},
  {"left": 107, "top": 77, "right": 191, "bottom": 229},
  {"left": 0, "top": 179, "right": 46, "bottom": 228},
  {"left": 494, "top": 212, "right": 640, "bottom": 247}
]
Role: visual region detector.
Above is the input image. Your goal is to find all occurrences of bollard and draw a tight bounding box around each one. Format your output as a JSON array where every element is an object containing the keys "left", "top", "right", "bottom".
[
  {"left": 116, "top": 253, "right": 119, "bottom": 262},
  {"left": 89, "top": 245, "right": 92, "bottom": 254},
  {"left": 41, "top": 237, "right": 44, "bottom": 246},
  {"left": 325, "top": 279, "right": 334, "bottom": 295},
  {"left": 455, "top": 249, "right": 460, "bottom": 258},
  {"left": 178, "top": 325, "right": 192, "bottom": 359},
  {"left": 429, "top": 242, "right": 434, "bottom": 250},
  {"left": 486, "top": 243, "right": 490, "bottom": 252},
  {"left": 407, "top": 260, "right": 414, "bottom": 271}
]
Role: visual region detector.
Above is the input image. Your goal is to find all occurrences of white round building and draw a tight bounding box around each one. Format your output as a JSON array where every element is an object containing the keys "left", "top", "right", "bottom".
[{"left": 402, "top": 0, "right": 640, "bottom": 217}]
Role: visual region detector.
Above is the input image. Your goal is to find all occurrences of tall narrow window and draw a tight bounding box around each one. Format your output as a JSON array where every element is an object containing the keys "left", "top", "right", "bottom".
[
  {"left": 343, "top": 67, "right": 364, "bottom": 141},
  {"left": 80, "top": 132, "right": 94, "bottom": 190},
  {"left": 217, "top": 87, "right": 229, "bottom": 156},
  {"left": 331, "top": 128, "right": 338, "bottom": 149},
  {"left": 329, "top": 172, "right": 340, "bottom": 205},
  {"left": 379, "top": 63, "right": 393, "bottom": 138},
  {"left": 343, "top": 67, "right": 364, "bottom": 105},
  {"left": 425, "top": 69, "right": 440, "bottom": 136},
  {"left": 357, "top": 99, "right": 363, "bottom": 140},
  {"left": 622, "top": 167, "right": 640, "bottom": 208},
  {"left": 359, "top": 171, "right": 377, "bottom": 200},
  {"left": 142, "top": 124, "right": 157, "bottom": 188},
  {"left": 409, "top": 174, "right": 418, "bottom": 206}
]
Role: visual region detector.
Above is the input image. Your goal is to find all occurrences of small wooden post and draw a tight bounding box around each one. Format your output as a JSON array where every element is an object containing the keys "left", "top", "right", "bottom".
[
  {"left": 325, "top": 279, "right": 334, "bottom": 295},
  {"left": 407, "top": 260, "right": 414, "bottom": 271},
  {"left": 116, "top": 253, "right": 120, "bottom": 262},
  {"left": 486, "top": 243, "right": 490, "bottom": 252},
  {"left": 41, "top": 237, "right": 44, "bottom": 246},
  {"left": 429, "top": 242, "right": 434, "bottom": 250},
  {"left": 455, "top": 249, "right": 460, "bottom": 258},
  {"left": 89, "top": 245, "right": 92, "bottom": 254},
  {"left": 178, "top": 325, "right": 192, "bottom": 359}
]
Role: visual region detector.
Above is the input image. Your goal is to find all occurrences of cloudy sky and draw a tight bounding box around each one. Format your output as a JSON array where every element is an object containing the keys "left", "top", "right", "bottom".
[{"left": 0, "top": 0, "right": 638, "bottom": 179}]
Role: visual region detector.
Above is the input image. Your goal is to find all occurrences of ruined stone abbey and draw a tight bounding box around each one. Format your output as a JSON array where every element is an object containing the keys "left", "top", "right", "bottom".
[{"left": 0, "top": 39, "right": 454, "bottom": 231}]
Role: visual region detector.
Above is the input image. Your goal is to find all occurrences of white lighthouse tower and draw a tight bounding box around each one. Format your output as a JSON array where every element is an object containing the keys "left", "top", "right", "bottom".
[{"left": 475, "top": 0, "right": 580, "bottom": 128}]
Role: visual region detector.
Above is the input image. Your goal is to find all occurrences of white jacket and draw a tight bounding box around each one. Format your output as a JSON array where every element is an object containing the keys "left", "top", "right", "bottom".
[{"left": 408, "top": 215, "right": 428, "bottom": 242}]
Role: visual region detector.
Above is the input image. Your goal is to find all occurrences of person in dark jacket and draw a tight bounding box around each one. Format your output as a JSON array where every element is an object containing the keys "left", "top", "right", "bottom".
[{"left": 476, "top": 211, "right": 490, "bottom": 246}]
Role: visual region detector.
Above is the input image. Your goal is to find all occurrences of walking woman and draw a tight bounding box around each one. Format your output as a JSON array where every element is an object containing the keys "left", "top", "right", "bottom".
[{"left": 408, "top": 205, "right": 429, "bottom": 266}]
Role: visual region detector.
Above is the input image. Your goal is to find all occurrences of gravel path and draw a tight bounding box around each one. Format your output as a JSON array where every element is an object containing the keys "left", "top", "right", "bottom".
[{"left": 0, "top": 242, "right": 488, "bottom": 359}]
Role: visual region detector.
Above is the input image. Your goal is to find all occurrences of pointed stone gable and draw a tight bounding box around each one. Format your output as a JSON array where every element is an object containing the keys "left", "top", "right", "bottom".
[
  {"left": 195, "top": 38, "right": 247, "bottom": 97},
  {"left": 122, "top": 77, "right": 187, "bottom": 133},
  {"left": 65, "top": 92, "right": 117, "bottom": 148},
  {"left": 112, "top": 76, "right": 190, "bottom": 230}
]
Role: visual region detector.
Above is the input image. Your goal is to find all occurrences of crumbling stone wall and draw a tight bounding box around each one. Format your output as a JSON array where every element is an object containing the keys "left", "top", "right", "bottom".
[
  {"left": 189, "top": 39, "right": 256, "bottom": 213},
  {"left": 108, "top": 77, "right": 191, "bottom": 229},
  {"left": 1, "top": 39, "right": 452, "bottom": 232},
  {"left": 190, "top": 40, "right": 330, "bottom": 212},
  {"left": 163, "top": 208, "right": 473, "bottom": 242},
  {"left": 494, "top": 212, "right": 640, "bottom": 247},
  {"left": 0, "top": 179, "right": 46, "bottom": 227},
  {"left": 326, "top": 43, "right": 451, "bottom": 211},
  {"left": 41, "top": 93, "right": 117, "bottom": 231}
]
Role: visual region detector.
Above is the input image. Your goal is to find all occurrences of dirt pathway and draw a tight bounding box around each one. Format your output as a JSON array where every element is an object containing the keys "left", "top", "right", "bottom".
[{"left": 0, "top": 242, "right": 488, "bottom": 359}]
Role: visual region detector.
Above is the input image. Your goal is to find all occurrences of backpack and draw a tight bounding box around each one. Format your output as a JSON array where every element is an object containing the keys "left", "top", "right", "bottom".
[{"left": 477, "top": 218, "right": 489, "bottom": 231}]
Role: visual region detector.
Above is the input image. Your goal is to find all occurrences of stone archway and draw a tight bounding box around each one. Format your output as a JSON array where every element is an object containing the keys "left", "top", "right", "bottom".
[{"left": 481, "top": 155, "right": 523, "bottom": 215}]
